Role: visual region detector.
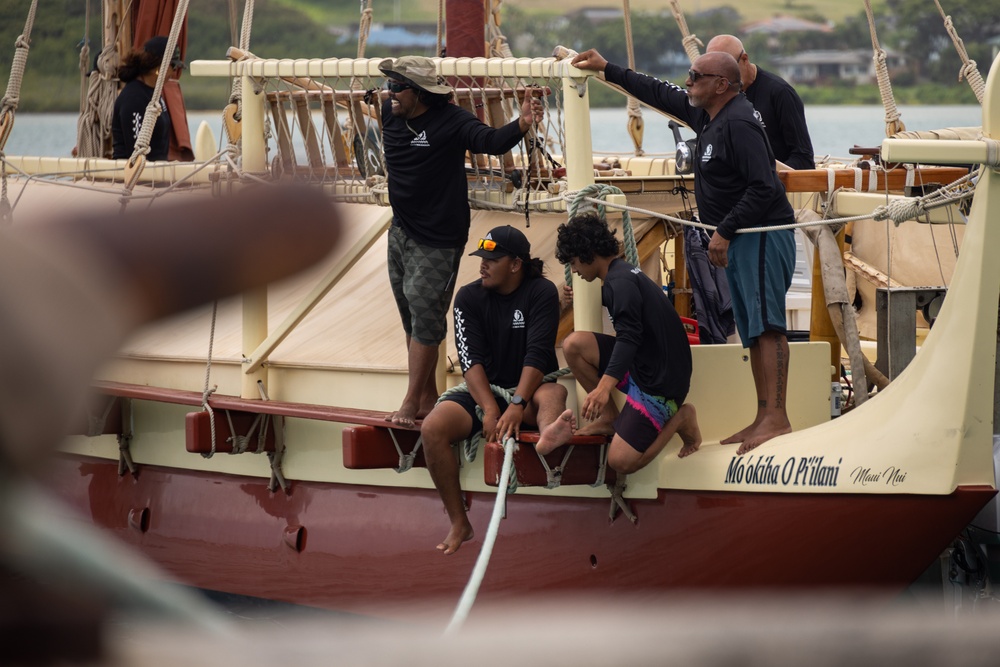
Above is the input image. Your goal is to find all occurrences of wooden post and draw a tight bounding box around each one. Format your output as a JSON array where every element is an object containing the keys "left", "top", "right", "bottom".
[{"left": 241, "top": 71, "right": 269, "bottom": 398}]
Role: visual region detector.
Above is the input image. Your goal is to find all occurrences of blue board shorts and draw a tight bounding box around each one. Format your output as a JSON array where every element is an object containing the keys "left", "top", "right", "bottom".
[
  {"left": 726, "top": 228, "right": 796, "bottom": 347},
  {"left": 595, "top": 333, "right": 678, "bottom": 454}
]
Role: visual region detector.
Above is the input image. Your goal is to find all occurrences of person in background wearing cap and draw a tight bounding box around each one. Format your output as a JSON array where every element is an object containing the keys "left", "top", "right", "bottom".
[
  {"left": 539, "top": 213, "right": 701, "bottom": 473},
  {"left": 420, "top": 225, "right": 565, "bottom": 555},
  {"left": 378, "top": 55, "right": 545, "bottom": 430},
  {"left": 112, "top": 36, "right": 181, "bottom": 161}
]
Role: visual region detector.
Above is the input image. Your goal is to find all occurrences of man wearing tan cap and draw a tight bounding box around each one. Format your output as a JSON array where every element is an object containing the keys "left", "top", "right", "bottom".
[{"left": 378, "top": 56, "right": 545, "bottom": 430}]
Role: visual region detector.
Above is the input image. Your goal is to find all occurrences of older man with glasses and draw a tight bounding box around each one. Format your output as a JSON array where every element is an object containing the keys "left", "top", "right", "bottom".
[
  {"left": 570, "top": 48, "right": 797, "bottom": 455},
  {"left": 376, "top": 56, "right": 545, "bottom": 430}
]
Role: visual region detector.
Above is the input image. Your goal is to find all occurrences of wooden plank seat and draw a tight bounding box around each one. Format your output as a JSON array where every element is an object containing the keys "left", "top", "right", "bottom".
[
  {"left": 483, "top": 432, "right": 616, "bottom": 489},
  {"left": 91, "top": 381, "right": 421, "bottom": 463}
]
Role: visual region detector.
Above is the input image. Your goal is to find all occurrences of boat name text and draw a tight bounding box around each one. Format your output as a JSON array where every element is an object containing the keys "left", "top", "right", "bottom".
[
  {"left": 849, "top": 465, "right": 908, "bottom": 487},
  {"left": 723, "top": 455, "right": 842, "bottom": 487}
]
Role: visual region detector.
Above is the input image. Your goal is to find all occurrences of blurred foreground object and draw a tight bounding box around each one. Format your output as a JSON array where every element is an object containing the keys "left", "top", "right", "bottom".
[{"left": 0, "top": 185, "right": 341, "bottom": 662}]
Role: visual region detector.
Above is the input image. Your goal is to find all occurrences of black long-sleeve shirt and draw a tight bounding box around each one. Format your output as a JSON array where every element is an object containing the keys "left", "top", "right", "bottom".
[
  {"left": 744, "top": 67, "right": 814, "bottom": 170},
  {"left": 602, "top": 258, "right": 691, "bottom": 403},
  {"left": 382, "top": 99, "right": 526, "bottom": 248},
  {"left": 112, "top": 79, "right": 170, "bottom": 161},
  {"left": 453, "top": 276, "right": 559, "bottom": 389},
  {"left": 604, "top": 63, "right": 794, "bottom": 241}
]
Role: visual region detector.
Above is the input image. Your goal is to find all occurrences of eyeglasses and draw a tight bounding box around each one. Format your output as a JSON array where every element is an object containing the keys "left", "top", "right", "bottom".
[
  {"left": 477, "top": 238, "right": 498, "bottom": 251},
  {"left": 688, "top": 69, "right": 728, "bottom": 84},
  {"left": 385, "top": 80, "right": 413, "bottom": 93}
]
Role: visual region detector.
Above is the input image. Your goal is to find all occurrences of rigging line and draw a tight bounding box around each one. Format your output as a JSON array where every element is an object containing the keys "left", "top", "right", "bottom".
[{"left": 443, "top": 434, "right": 516, "bottom": 636}]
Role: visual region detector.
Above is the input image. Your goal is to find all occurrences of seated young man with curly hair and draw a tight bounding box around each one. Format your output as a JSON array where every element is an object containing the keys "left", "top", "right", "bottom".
[{"left": 537, "top": 213, "right": 701, "bottom": 473}]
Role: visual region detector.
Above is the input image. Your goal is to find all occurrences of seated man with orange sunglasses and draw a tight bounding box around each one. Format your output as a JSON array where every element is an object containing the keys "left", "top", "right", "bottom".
[{"left": 420, "top": 225, "right": 567, "bottom": 555}]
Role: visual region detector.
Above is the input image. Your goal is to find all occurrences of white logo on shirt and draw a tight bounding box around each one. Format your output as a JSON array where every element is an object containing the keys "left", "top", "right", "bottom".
[
  {"left": 701, "top": 143, "right": 713, "bottom": 163},
  {"left": 754, "top": 109, "right": 766, "bottom": 128},
  {"left": 410, "top": 130, "right": 429, "bottom": 147},
  {"left": 512, "top": 309, "right": 524, "bottom": 329}
]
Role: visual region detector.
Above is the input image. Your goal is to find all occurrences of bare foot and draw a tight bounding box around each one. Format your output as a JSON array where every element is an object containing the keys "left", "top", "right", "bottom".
[
  {"left": 720, "top": 418, "right": 761, "bottom": 445},
  {"left": 386, "top": 402, "right": 417, "bottom": 428},
  {"left": 437, "top": 521, "right": 474, "bottom": 555},
  {"left": 736, "top": 416, "right": 792, "bottom": 455},
  {"left": 675, "top": 404, "right": 703, "bottom": 458},
  {"left": 535, "top": 409, "right": 576, "bottom": 455},
  {"left": 576, "top": 418, "right": 615, "bottom": 437}
]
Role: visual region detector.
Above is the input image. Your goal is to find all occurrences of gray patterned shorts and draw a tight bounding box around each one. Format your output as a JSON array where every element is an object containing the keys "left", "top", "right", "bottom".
[{"left": 387, "top": 224, "right": 463, "bottom": 346}]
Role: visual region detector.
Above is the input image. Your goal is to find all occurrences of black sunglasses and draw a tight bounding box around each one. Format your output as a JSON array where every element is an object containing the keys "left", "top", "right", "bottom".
[
  {"left": 385, "top": 80, "right": 413, "bottom": 93},
  {"left": 687, "top": 69, "right": 729, "bottom": 84}
]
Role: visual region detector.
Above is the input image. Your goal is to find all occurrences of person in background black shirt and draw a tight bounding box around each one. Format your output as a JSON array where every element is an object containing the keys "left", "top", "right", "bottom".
[
  {"left": 420, "top": 225, "right": 565, "bottom": 555},
  {"left": 540, "top": 213, "right": 701, "bottom": 473},
  {"left": 378, "top": 56, "right": 544, "bottom": 430},
  {"left": 111, "top": 36, "right": 177, "bottom": 161},
  {"left": 571, "top": 48, "right": 796, "bottom": 454},
  {"left": 706, "top": 34, "right": 814, "bottom": 170}
]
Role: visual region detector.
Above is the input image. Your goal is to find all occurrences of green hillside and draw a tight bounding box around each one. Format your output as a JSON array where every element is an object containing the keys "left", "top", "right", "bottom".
[{"left": 0, "top": 0, "right": 991, "bottom": 110}]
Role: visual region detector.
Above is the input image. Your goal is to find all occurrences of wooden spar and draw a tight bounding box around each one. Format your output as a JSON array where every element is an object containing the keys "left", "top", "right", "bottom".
[{"left": 779, "top": 166, "right": 969, "bottom": 193}]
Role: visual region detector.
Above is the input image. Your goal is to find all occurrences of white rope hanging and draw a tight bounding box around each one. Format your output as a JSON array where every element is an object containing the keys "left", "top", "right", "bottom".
[
  {"left": 0, "top": 0, "right": 40, "bottom": 152},
  {"left": 862, "top": 0, "right": 905, "bottom": 137},
  {"left": 934, "top": 0, "right": 985, "bottom": 104},
  {"left": 668, "top": 0, "right": 702, "bottom": 64}
]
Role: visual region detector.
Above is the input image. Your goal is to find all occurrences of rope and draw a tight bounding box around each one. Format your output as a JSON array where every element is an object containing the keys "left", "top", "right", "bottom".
[
  {"left": 76, "top": 2, "right": 121, "bottom": 159},
  {"left": 200, "top": 302, "right": 220, "bottom": 459},
  {"left": 862, "top": 0, "right": 905, "bottom": 136},
  {"left": 443, "top": 433, "right": 516, "bottom": 636},
  {"left": 668, "top": 0, "right": 702, "bottom": 64},
  {"left": 0, "top": 0, "right": 40, "bottom": 149},
  {"left": 78, "top": 0, "right": 92, "bottom": 117},
  {"left": 486, "top": 0, "right": 514, "bottom": 58},
  {"left": 621, "top": 0, "right": 644, "bottom": 156},
  {"left": 436, "top": 0, "right": 444, "bottom": 57},
  {"left": 934, "top": 0, "right": 985, "bottom": 104}
]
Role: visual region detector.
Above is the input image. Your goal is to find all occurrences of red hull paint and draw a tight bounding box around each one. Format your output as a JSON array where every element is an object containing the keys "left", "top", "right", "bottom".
[{"left": 47, "top": 455, "right": 994, "bottom": 617}]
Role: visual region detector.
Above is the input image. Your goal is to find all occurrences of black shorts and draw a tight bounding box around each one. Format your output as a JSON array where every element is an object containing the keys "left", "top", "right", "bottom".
[
  {"left": 594, "top": 333, "right": 678, "bottom": 453},
  {"left": 440, "top": 390, "right": 517, "bottom": 440}
]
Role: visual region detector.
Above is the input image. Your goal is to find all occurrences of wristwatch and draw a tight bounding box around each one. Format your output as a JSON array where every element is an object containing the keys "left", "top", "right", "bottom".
[{"left": 510, "top": 394, "right": 525, "bottom": 407}]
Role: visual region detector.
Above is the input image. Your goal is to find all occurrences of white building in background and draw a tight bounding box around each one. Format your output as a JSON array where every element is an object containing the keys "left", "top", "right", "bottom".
[{"left": 773, "top": 49, "right": 907, "bottom": 85}]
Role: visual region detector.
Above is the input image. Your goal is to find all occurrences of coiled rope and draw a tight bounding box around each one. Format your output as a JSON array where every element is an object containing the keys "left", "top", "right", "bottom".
[
  {"left": 863, "top": 0, "right": 905, "bottom": 137},
  {"left": 0, "top": 0, "right": 38, "bottom": 153},
  {"left": 668, "top": 0, "right": 702, "bottom": 64},
  {"left": 934, "top": 0, "right": 986, "bottom": 104}
]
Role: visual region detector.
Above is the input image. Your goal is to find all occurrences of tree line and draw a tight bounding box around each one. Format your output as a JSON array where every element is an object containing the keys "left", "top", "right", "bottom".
[{"left": 0, "top": 0, "right": 995, "bottom": 110}]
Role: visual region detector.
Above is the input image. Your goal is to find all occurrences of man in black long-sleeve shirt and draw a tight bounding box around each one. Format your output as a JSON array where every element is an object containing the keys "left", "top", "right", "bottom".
[
  {"left": 571, "top": 48, "right": 796, "bottom": 454},
  {"left": 378, "top": 56, "right": 544, "bottom": 429},
  {"left": 421, "top": 225, "right": 566, "bottom": 555},
  {"left": 706, "top": 34, "right": 814, "bottom": 170},
  {"left": 538, "top": 213, "right": 701, "bottom": 473}
]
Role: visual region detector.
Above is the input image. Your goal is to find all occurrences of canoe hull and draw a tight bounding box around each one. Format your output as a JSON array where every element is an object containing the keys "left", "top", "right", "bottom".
[{"left": 47, "top": 455, "right": 995, "bottom": 617}]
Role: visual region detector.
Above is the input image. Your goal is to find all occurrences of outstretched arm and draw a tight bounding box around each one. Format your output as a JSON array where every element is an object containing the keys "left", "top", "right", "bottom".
[{"left": 571, "top": 49, "right": 609, "bottom": 73}]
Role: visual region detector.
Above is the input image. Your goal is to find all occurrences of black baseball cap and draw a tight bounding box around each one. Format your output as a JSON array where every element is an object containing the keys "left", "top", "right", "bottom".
[{"left": 470, "top": 225, "right": 530, "bottom": 260}]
